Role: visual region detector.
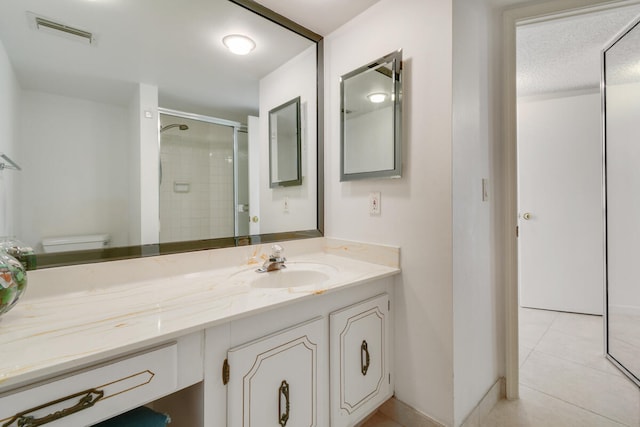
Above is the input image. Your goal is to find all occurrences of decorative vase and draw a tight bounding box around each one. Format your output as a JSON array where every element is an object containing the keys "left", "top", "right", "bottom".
[
  {"left": 0, "top": 251, "right": 27, "bottom": 317},
  {"left": 0, "top": 237, "right": 36, "bottom": 270}
]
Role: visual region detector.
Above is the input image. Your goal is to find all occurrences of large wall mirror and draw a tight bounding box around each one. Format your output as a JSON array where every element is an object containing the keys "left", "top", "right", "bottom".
[
  {"left": 340, "top": 49, "right": 402, "bottom": 182},
  {"left": 0, "top": 0, "right": 323, "bottom": 268},
  {"left": 603, "top": 17, "right": 640, "bottom": 387}
]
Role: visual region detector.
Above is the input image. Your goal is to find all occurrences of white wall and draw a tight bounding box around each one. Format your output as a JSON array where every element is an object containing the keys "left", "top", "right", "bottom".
[
  {"left": 259, "top": 45, "right": 317, "bottom": 234},
  {"left": 324, "top": 0, "right": 454, "bottom": 424},
  {"left": 138, "top": 84, "right": 160, "bottom": 245},
  {"left": 18, "top": 91, "right": 130, "bottom": 251},
  {"left": 452, "top": 0, "right": 504, "bottom": 424},
  {"left": 128, "top": 89, "right": 142, "bottom": 246},
  {"left": 0, "top": 38, "right": 20, "bottom": 238},
  {"left": 127, "top": 83, "right": 161, "bottom": 247}
]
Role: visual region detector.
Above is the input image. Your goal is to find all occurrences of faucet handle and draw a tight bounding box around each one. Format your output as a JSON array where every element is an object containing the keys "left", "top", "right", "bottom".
[{"left": 271, "top": 244, "right": 284, "bottom": 258}]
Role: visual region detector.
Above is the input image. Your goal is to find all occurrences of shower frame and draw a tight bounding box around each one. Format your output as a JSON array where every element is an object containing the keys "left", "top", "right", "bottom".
[{"left": 158, "top": 107, "right": 248, "bottom": 239}]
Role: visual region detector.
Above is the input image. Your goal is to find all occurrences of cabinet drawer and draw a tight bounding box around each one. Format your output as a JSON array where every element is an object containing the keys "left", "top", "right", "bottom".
[
  {"left": 0, "top": 343, "right": 178, "bottom": 427},
  {"left": 330, "top": 293, "right": 391, "bottom": 427}
]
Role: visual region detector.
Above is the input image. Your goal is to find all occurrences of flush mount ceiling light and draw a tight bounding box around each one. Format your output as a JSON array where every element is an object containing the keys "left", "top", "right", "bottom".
[
  {"left": 367, "top": 92, "right": 388, "bottom": 103},
  {"left": 222, "top": 34, "right": 256, "bottom": 55}
]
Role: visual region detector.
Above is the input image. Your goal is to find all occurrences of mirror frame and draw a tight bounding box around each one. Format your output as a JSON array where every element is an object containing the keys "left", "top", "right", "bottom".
[
  {"left": 269, "top": 96, "right": 302, "bottom": 188},
  {"left": 602, "top": 15, "right": 640, "bottom": 388},
  {"left": 34, "top": 0, "right": 324, "bottom": 269},
  {"left": 340, "top": 49, "right": 402, "bottom": 182}
]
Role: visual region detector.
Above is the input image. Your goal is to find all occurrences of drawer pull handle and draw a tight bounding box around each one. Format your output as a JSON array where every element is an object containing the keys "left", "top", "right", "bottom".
[
  {"left": 361, "top": 340, "right": 371, "bottom": 376},
  {"left": 278, "top": 380, "right": 290, "bottom": 426},
  {"left": 3, "top": 388, "right": 104, "bottom": 427}
]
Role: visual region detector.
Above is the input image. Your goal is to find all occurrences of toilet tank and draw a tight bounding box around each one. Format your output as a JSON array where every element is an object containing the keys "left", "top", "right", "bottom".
[{"left": 41, "top": 234, "right": 110, "bottom": 253}]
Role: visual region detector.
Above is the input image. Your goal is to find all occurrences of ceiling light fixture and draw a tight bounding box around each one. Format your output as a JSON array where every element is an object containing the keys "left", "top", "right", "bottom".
[
  {"left": 367, "top": 92, "right": 387, "bottom": 103},
  {"left": 222, "top": 34, "right": 256, "bottom": 55}
]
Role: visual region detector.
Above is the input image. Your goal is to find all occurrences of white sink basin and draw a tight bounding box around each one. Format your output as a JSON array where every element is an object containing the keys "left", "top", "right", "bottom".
[{"left": 231, "top": 262, "right": 338, "bottom": 289}]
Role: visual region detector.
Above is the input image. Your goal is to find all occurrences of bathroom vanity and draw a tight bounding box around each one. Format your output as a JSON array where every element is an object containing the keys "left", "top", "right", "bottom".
[{"left": 0, "top": 238, "right": 399, "bottom": 426}]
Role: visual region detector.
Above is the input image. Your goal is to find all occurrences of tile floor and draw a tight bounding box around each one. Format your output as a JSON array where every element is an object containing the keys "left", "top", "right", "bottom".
[
  {"left": 364, "top": 308, "right": 640, "bottom": 426},
  {"left": 484, "top": 308, "right": 640, "bottom": 426},
  {"left": 360, "top": 412, "right": 403, "bottom": 427}
]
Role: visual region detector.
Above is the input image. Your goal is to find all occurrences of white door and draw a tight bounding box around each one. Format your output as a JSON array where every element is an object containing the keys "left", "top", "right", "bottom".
[
  {"left": 236, "top": 128, "right": 250, "bottom": 236},
  {"left": 248, "top": 116, "right": 261, "bottom": 236},
  {"left": 517, "top": 94, "right": 603, "bottom": 315}
]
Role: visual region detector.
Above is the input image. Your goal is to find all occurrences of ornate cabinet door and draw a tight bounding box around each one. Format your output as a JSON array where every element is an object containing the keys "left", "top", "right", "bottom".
[
  {"left": 227, "top": 317, "right": 324, "bottom": 427},
  {"left": 330, "top": 294, "right": 391, "bottom": 427}
]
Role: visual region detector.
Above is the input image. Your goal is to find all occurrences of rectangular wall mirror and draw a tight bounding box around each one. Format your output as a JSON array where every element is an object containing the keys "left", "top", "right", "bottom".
[
  {"left": 269, "top": 97, "right": 302, "bottom": 187},
  {"left": 340, "top": 49, "right": 402, "bottom": 181},
  {"left": 0, "top": 0, "right": 323, "bottom": 268}
]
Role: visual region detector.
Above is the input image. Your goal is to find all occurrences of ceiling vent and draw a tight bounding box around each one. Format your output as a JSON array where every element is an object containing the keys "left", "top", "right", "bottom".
[{"left": 28, "top": 13, "right": 94, "bottom": 45}]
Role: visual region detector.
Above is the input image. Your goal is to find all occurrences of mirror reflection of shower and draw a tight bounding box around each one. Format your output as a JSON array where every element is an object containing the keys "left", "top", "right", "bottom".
[
  {"left": 158, "top": 123, "right": 189, "bottom": 187},
  {"left": 158, "top": 111, "right": 249, "bottom": 243}
]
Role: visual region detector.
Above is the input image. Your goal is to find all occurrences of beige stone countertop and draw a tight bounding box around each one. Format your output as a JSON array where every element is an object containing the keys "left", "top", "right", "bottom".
[{"left": 0, "top": 238, "right": 400, "bottom": 392}]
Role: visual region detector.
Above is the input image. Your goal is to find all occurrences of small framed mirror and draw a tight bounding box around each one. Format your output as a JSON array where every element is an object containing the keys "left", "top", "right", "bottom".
[
  {"left": 269, "top": 96, "right": 302, "bottom": 188},
  {"left": 340, "top": 49, "right": 402, "bottom": 181}
]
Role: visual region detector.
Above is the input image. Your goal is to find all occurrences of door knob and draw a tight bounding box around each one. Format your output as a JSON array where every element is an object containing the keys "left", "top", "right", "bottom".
[
  {"left": 522, "top": 212, "right": 531, "bottom": 220},
  {"left": 251, "top": 216, "right": 259, "bottom": 223}
]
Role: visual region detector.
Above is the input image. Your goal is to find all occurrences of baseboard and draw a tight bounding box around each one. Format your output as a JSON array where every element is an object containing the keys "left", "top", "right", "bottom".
[
  {"left": 377, "top": 397, "right": 446, "bottom": 427},
  {"left": 459, "top": 377, "right": 506, "bottom": 427}
]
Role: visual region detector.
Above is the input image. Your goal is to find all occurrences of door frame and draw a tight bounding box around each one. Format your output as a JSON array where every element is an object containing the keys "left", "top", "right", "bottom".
[{"left": 501, "top": 0, "right": 640, "bottom": 400}]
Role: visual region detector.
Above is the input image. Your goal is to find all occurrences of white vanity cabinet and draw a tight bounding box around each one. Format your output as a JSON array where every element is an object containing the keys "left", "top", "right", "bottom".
[
  {"left": 0, "top": 241, "right": 399, "bottom": 426},
  {"left": 226, "top": 317, "right": 325, "bottom": 427},
  {"left": 329, "top": 293, "right": 391, "bottom": 427}
]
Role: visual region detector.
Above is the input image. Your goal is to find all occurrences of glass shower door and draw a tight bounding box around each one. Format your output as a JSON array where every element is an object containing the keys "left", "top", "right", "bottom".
[{"left": 159, "top": 112, "right": 237, "bottom": 243}]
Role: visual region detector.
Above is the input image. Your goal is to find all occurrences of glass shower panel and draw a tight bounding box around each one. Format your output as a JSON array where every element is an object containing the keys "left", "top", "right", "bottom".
[{"left": 159, "top": 113, "right": 235, "bottom": 243}]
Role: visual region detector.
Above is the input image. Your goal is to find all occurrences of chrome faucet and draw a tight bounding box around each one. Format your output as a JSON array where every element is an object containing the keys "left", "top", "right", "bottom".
[{"left": 256, "top": 244, "right": 287, "bottom": 273}]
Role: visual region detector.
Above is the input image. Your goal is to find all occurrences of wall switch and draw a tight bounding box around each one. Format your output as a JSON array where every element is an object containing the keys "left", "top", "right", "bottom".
[
  {"left": 482, "top": 178, "right": 489, "bottom": 202},
  {"left": 284, "top": 196, "right": 289, "bottom": 213},
  {"left": 369, "top": 192, "right": 381, "bottom": 215}
]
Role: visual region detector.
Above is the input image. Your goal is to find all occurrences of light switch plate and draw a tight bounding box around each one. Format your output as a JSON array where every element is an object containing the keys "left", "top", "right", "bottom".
[
  {"left": 482, "top": 178, "right": 489, "bottom": 202},
  {"left": 369, "top": 192, "right": 381, "bottom": 215}
]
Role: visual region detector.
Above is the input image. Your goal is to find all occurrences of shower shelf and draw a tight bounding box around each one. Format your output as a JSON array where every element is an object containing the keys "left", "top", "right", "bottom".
[{"left": 0, "top": 154, "right": 21, "bottom": 171}]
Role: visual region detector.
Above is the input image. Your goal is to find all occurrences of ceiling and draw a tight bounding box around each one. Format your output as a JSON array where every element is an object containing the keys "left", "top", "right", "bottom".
[
  {"left": 517, "top": 4, "right": 640, "bottom": 97},
  {"left": 0, "top": 0, "right": 314, "bottom": 120},
  {"left": 9, "top": 1, "right": 637, "bottom": 113},
  {"left": 253, "top": 0, "right": 640, "bottom": 98},
  {"left": 255, "top": 0, "right": 381, "bottom": 35}
]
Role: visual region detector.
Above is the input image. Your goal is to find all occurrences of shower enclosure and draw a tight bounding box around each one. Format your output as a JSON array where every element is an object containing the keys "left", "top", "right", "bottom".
[{"left": 158, "top": 109, "right": 249, "bottom": 243}]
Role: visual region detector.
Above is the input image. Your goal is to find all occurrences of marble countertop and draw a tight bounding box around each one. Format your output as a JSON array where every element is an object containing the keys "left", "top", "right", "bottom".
[{"left": 0, "top": 238, "right": 400, "bottom": 392}]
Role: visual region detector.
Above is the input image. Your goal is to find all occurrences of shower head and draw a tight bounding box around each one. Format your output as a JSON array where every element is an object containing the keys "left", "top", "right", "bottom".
[{"left": 160, "top": 123, "right": 189, "bottom": 133}]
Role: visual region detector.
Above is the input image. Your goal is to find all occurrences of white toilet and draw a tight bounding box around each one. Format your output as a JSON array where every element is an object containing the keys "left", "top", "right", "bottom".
[{"left": 41, "top": 234, "right": 110, "bottom": 253}]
